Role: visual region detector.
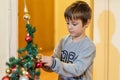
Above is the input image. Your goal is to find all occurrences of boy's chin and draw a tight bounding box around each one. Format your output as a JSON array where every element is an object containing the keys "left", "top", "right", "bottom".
[{"left": 70, "top": 34, "right": 76, "bottom": 37}]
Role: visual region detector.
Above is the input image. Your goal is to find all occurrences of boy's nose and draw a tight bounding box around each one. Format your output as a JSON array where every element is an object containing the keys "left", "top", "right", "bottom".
[{"left": 68, "top": 24, "right": 73, "bottom": 29}]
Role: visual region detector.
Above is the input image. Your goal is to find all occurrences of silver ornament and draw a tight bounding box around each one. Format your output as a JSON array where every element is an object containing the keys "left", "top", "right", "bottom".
[{"left": 19, "top": 75, "right": 29, "bottom": 80}]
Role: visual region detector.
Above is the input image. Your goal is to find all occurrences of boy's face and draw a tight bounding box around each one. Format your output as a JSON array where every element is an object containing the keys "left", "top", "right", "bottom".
[{"left": 65, "top": 19, "right": 89, "bottom": 39}]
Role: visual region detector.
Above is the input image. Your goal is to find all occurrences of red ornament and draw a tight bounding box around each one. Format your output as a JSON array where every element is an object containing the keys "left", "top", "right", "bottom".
[
  {"left": 35, "top": 61, "right": 43, "bottom": 68},
  {"left": 11, "top": 66, "right": 16, "bottom": 72},
  {"left": 2, "top": 75, "right": 10, "bottom": 80},
  {"left": 25, "top": 35, "right": 32, "bottom": 42},
  {"left": 34, "top": 75, "right": 40, "bottom": 80}
]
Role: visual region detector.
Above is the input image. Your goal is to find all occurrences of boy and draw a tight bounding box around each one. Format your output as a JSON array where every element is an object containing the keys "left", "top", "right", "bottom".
[{"left": 40, "top": 1, "right": 96, "bottom": 80}]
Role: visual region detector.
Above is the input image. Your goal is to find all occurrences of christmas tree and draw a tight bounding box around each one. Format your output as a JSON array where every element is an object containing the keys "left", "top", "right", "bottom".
[{"left": 2, "top": 0, "right": 43, "bottom": 80}]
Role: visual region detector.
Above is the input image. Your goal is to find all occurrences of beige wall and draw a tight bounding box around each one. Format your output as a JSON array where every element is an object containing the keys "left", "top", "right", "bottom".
[
  {"left": 108, "top": 0, "right": 120, "bottom": 80},
  {"left": 93, "top": 0, "right": 120, "bottom": 80},
  {"left": 93, "top": 0, "right": 109, "bottom": 80}
]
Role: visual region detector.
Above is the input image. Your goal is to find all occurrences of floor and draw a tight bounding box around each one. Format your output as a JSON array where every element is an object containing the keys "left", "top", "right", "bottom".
[
  {"left": 40, "top": 69, "right": 58, "bottom": 80},
  {"left": 39, "top": 51, "right": 58, "bottom": 80}
]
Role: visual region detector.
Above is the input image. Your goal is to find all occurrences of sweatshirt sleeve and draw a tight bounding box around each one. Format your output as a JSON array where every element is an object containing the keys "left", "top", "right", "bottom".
[
  {"left": 50, "top": 45, "right": 96, "bottom": 77},
  {"left": 42, "top": 38, "right": 63, "bottom": 72},
  {"left": 51, "top": 38, "right": 63, "bottom": 58}
]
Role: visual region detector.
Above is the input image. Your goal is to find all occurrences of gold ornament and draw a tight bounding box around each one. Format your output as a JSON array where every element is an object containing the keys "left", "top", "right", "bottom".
[
  {"left": 23, "top": 14, "right": 30, "bottom": 21},
  {"left": 5, "top": 68, "right": 12, "bottom": 74},
  {"left": 21, "top": 68, "right": 27, "bottom": 75},
  {"left": 35, "top": 68, "right": 40, "bottom": 72},
  {"left": 21, "top": 67, "right": 25, "bottom": 71},
  {"left": 37, "top": 47, "right": 42, "bottom": 53},
  {"left": 22, "top": 70, "right": 26, "bottom": 75},
  {"left": 36, "top": 54, "right": 41, "bottom": 60}
]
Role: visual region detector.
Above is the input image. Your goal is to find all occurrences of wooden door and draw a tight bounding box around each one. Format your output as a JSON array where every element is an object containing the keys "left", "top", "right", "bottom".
[{"left": 18, "top": 0, "right": 54, "bottom": 52}]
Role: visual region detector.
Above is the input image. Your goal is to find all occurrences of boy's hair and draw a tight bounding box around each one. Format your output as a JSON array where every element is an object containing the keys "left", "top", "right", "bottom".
[{"left": 64, "top": 1, "right": 92, "bottom": 26}]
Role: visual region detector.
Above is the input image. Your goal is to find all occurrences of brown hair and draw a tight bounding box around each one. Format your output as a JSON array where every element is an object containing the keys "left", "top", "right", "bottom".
[{"left": 64, "top": 1, "right": 92, "bottom": 26}]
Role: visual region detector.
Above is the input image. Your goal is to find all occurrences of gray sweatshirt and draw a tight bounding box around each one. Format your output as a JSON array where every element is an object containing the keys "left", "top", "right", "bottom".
[{"left": 43, "top": 35, "right": 96, "bottom": 80}]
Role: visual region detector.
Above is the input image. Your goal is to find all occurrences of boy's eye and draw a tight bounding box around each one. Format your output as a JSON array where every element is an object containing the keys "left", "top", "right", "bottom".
[
  {"left": 72, "top": 23, "right": 77, "bottom": 26},
  {"left": 66, "top": 23, "right": 69, "bottom": 25}
]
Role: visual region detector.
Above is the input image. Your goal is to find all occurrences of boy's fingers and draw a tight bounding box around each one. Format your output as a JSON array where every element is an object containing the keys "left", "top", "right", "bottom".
[
  {"left": 36, "top": 54, "right": 43, "bottom": 60},
  {"left": 43, "top": 63, "right": 49, "bottom": 66},
  {"left": 40, "top": 56, "right": 46, "bottom": 63},
  {"left": 40, "top": 56, "right": 44, "bottom": 62}
]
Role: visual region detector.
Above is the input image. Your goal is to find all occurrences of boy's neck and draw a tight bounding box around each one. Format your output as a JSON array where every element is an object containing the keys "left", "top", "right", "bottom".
[{"left": 72, "top": 33, "right": 86, "bottom": 42}]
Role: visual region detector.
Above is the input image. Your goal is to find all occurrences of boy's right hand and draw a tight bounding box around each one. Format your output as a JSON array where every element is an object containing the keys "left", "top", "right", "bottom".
[{"left": 40, "top": 55, "right": 53, "bottom": 67}]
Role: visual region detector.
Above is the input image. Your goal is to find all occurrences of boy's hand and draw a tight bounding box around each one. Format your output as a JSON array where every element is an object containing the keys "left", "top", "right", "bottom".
[{"left": 40, "top": 56, "right": 53, "bottom": 67}]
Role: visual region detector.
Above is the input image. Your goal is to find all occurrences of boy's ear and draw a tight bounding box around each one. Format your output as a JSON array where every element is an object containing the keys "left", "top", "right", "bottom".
[{"left": 85, "top": 19, "right": 91, "bottom": 28}]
